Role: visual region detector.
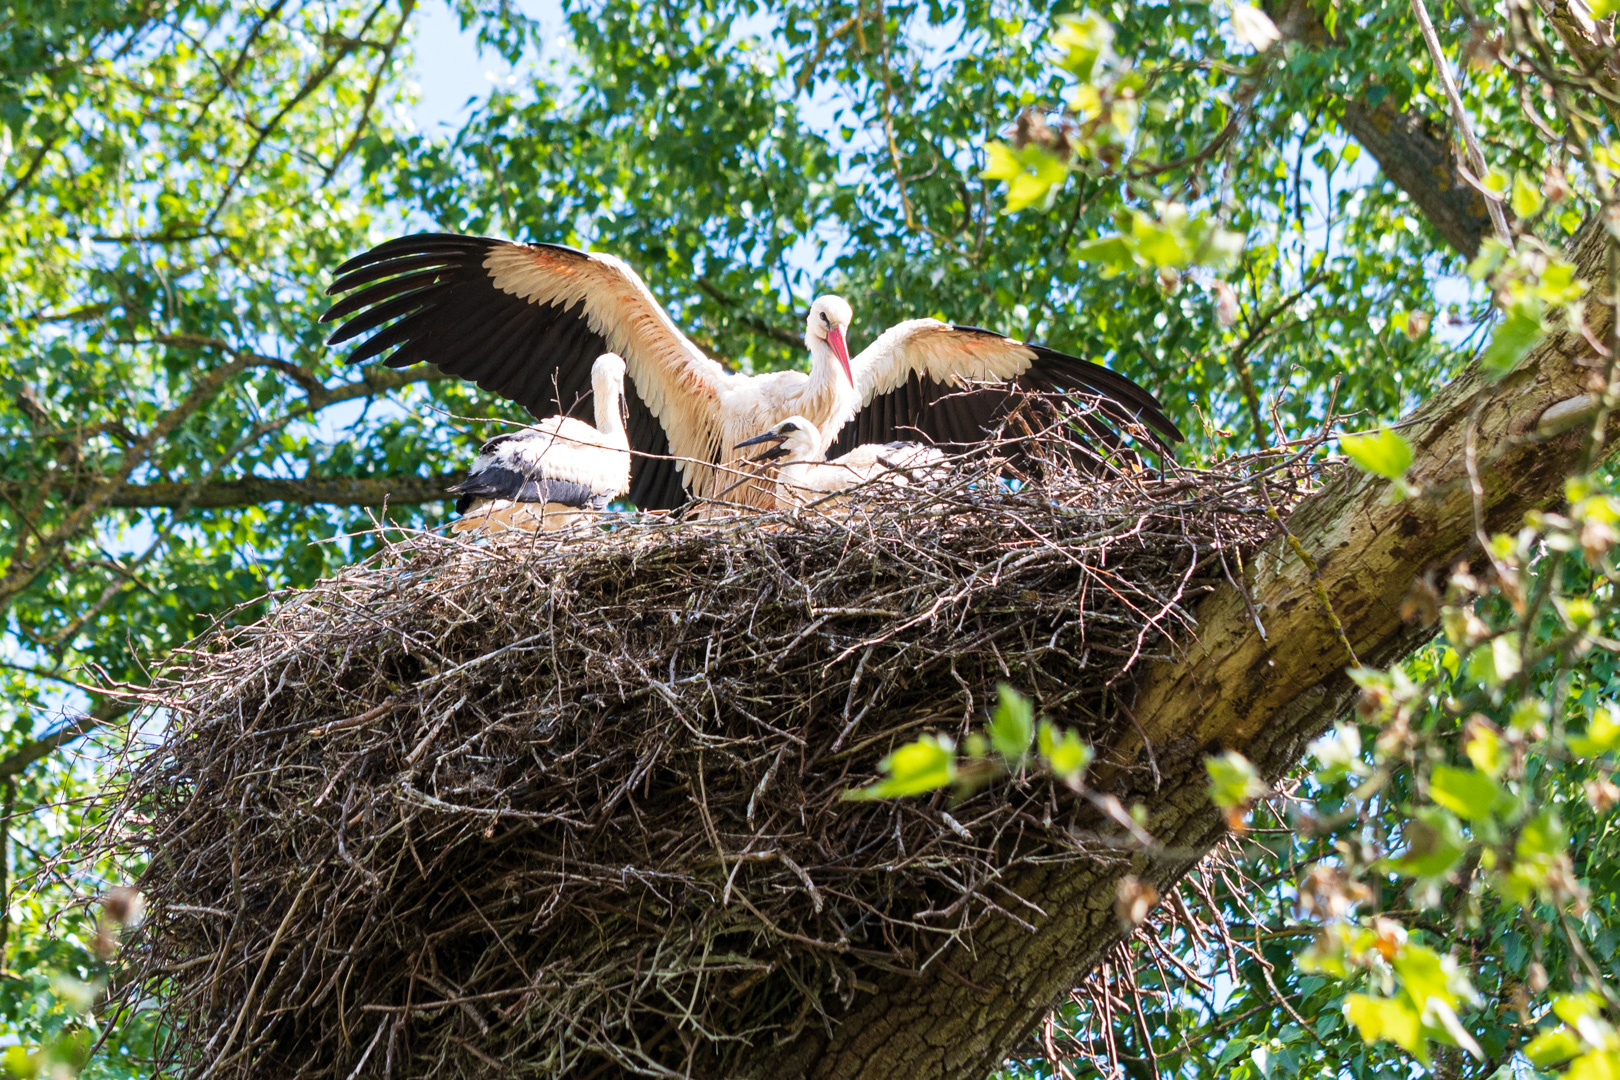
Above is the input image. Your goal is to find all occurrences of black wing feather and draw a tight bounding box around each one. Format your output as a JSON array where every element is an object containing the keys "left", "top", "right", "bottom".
[
  {"left": 324, "top": 232, "right": 689, "bottom": 508},
  {"left": 831, "top": 326, "right": 1181, "bottom": 461}
]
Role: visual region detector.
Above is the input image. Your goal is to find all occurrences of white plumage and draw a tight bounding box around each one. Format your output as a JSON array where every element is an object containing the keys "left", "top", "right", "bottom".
[
  {"left": 324, "top": 235, "right": 1182, "bottom": 512},
  {"left": 734, "top": 415, "right": 949, "bottom": 511},
  {"left": 450, "top": 353, "right": 631, "bottom": 534}
]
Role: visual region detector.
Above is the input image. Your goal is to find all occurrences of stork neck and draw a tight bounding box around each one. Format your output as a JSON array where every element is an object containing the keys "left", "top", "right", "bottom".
[
  {"left": 593, "top": 382, "right": 626, "bottom": 441},
  {"left": 799, "top": 340, "right": 858, "bottom": 446}
]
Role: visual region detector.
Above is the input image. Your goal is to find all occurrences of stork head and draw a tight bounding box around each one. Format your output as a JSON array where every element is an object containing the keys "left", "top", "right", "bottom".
[
  {"left": 591, "top": 352, "right": 627, "bottom": 392},
  {"left": 735, "top": 415, "right": 823, "bottom": 463},
  {"left": 805, "top": 295, "right": 854, "bottom": 385}
]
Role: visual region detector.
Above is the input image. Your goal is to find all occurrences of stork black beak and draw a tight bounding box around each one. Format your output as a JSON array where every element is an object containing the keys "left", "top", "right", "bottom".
[{"left": 734, "top": 430, "right": 788, "bottom": 450}]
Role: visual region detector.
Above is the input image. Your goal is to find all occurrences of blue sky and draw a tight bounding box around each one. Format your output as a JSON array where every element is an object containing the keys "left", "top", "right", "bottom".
[{"left": 410, "top": 0, "right": 566, "bottom": 134}]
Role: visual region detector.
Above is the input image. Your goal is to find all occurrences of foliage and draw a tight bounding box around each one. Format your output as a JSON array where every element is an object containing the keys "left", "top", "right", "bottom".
[
  {"left": 843, "top": 685, "right": 1095, "bottom": 800},
  {"left": 0, "top": 0, "right": 1614, "bottom": 1074}
]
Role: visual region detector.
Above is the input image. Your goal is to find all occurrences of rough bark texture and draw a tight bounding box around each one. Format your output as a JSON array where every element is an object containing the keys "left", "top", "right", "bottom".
[
  {"left": 730, "top": 222, "right": 1614, "bottom": 1080},
  {"left": 0, "top": 473, "right": 456, "bottom": 509},
  {"left": 1336, "top": 98, "right": 1494, "bottom": 259},
  {"left": 1267, "top": 0, "right": 1494, "bottom": 258}
]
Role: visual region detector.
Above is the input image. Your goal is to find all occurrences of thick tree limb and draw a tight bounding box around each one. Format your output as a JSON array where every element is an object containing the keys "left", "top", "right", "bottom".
[
  {"left": 97, "top": 473, "right": 455, "bottom": 509},
  {"left": 0, "top": 473, "right": 456, "bottom": 510},
  {"left": 740, "top": 222, "right": 1614, "bottom": 1080},
  {"left": 0, "top": 698, "right": 133, "bottom": 781},
  {"left": 1337, "top": 98, "right": 1495, "bottom": 258}
]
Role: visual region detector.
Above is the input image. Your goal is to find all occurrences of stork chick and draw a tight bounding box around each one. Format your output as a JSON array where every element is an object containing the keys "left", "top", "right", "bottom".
[
  {"left": 734, "top": 415, "right": 948, "bottom": 511},
  {"left": 450, "top": 353, "right": 631, "bottom": 533}
]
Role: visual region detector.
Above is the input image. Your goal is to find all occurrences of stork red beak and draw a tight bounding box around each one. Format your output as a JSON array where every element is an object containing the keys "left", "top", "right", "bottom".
[{"left": 827, "top": 325, "right": 853, "bottom": 385}]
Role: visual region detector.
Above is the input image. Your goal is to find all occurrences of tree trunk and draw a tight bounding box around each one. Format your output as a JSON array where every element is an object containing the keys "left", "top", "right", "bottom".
[
  {"left": 1268, "top": 0, "right": 1496, "bottom": 258},
  {"left": 735, "top": 221, "right": 1614, "bottom": 1080},
  {"left": 1336, "top": 98, "right": 1494, "bottom": 259}
]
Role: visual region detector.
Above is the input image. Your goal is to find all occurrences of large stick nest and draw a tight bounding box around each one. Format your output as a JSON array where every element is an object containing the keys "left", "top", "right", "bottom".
[{"left": 98, "top": 428, "right": 1310, "bottom": 1079}]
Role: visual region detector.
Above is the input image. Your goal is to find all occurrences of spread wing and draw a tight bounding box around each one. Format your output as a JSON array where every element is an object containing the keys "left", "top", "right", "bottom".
[
  {"left": 828, "top": 321, "right": 1182, "bottom": 460},
  {"left": 321, "top": 233, "right": 727, "bottom": 509}
]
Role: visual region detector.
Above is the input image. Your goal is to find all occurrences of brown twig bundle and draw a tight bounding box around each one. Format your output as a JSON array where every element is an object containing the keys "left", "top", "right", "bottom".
[{"left": 96, "top": 429, "right": 1317, "bottom": 1079}]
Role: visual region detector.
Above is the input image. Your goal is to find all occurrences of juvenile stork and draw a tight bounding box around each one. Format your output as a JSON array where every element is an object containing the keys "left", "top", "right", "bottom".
[
  {"left": 735, "top": 416, "right": 948, "bottom": 510},
  {"left": 322, "top": 233, "right": 1181, "bottom": 509},
  {"left": 449, "top": 353, "right": 631, "bottom": 533}
]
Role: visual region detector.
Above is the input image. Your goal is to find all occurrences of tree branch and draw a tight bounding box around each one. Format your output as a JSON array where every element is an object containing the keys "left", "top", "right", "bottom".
[
  {"left": 34, "top": 472, "right": 458, "bottom": 510},
  {"left": 0, "top": 698, "right": 133, "bottom": 782},
  {"left": 1271, "top": 0, "right": 1497, "bottom": 257},
  {"left": 745, "top": 218, "right": 1615, "bottom": 1080}
]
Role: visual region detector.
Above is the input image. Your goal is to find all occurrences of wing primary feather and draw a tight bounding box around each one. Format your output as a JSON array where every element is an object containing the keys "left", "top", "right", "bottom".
[
  {"left": 324, "top": 278, "right": 457, "bottom": 343},
  {"left": 330, "top": 232, "right": 497, "bottom": 278},
  {"left": 323, "top": 254, "right": 465, "bottom": 303},
  {"left": 322, "top": 267, "right": 457, "bottom": 325}
]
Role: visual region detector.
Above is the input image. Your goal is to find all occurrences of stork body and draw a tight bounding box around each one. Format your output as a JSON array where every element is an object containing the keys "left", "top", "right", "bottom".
[
  {"left": 736, "top": 416, "right": 948, "bottom": 510},
  {"left": 449, "top": 353, "right": 631, "bottom": 534},
  {"left": 323, "top": 233, "right": 1181, "bottom": 510}
]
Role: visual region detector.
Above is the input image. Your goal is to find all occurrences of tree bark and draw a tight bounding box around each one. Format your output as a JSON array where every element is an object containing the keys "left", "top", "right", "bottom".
[
  {"left": 0, "top": 473, "right": 457, "bottom": 510},
  {"left": 737, "top": 221, "right": 1613, "bottom": 1080},
  {"left": 1336, "top": 98, "right": 1494, "bottom": 259},
  {"left": 1267, "top": 0, "right": 1496, "bottom": 258}
]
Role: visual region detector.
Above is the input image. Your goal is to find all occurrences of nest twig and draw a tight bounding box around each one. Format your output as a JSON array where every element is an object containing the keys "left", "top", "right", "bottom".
[{"left": 92, "top": 412, "right": 1324, "bottom": 1079}]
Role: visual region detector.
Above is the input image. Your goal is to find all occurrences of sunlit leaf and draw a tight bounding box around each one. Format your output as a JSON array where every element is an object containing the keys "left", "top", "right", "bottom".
[
  {"left": 1511, "top": 173, "right": 1544, "bottom": 218},
  {"left": 1207, "top": 750, "right": 1266, "bottom": 810},
  {"left": 1038, "top": 720, "right": 1094, "bottom": 782},
  {"left": 1428, "top": 766, "right": 1500, "bottom": 821},
  {"left": 988, "top": 684, "right": 1035, "bottom": 765},
  {"left": 1526, "top": 1028, "right": 1585, "bottom": 1068},
  {"left": 1341, "top": 429, "right": 1413, "bottom": 481},
  {"left": 1567, "top": 707, "right": 1620, "bottom": 758},
  {"left": 1345, "top": 995, "right": 1427, "bottom": 1061},
  {"left": 844, "top": 735, "right": 956, "bottom": 800},
  {"left": 1479, "top": 302, "right": 1546, "bottom": 380}
]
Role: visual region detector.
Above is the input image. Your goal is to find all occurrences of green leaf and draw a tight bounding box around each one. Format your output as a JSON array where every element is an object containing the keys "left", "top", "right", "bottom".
[
  {"left": 988, "top": 684, "right": 1035, "bottom": 764},
  {"left": 1567, "top": 707, "right": 1620, "bottom": 757},
  {"left": 1051, "top": 11, "right": 1114, "bottom": 82},
  {"left": 1206, "top": 750, "right": 1266, "bottom": 809},
  {"left": 0, "top": 1046, "right": 36, "bottom": 1080},
  {"left": 1073, "top": 234, "right": 1139, "bottom": 274},
  {"left": 1511, "top": 173, "right": 1544, "bottom": 218},
  {"left": 1428, "top": 765, "right": 1501, "bottom": 821},
  {"left": 982, "top": 142, "right": 1070, "bottom": 213},
  {"left": 1525, "top": 1028, "right": 1584, "bottom": 1068},
  {"left": 1344, "top": 995, "right": 1427, "bottom": 1062},
  {"left": 844, "top": 735, "right": 956, "bottom": 800},
  {"left": 1553, "top": 991, "right": 1605, "bottom": 1025},
  {"left": 1467, "top": 633, "right": 1522, "bottom": 686},
  {"left": 1463, "top": 724, "right": 1505, "bottom": 778},
  {"left": 1341, "top": 428, "right": 1413, "bottom": 481},
  {"left": 1570, "top": 1052, "right": 1620, "bottom": 1080},
  {"left": 1479, "top": 302, "right": 1546, "bottom": 381},
  {"left": 1389, "top": 809, "right": 1465, "bottom": 877},
  {"left": 1038, "top": 720, "right": 1094, "bottom": 781}
]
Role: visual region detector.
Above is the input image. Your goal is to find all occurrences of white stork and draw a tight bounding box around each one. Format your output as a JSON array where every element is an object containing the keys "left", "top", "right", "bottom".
[
  {"left": 322, "top": 234, "right": 1181, "bottom": 509},
  {"left": 448, "top": 353, "right": 631, "bottom": 533},
  {"left": 735, "top": 415, "right": 949, "bottom": 510}
]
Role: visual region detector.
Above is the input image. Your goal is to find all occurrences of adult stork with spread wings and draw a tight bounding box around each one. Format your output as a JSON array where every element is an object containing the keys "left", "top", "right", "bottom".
[{"left": 321, "top": 233, "right": 1182, "bottom": 509}]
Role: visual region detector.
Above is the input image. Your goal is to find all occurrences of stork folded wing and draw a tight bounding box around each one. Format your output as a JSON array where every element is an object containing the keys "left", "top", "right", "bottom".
[
  {"left": 321, "top": 233, "right": 726, "bottom": 510},
  {"left": 830, "top": 321, "right": 1182, "bottom": 460}
]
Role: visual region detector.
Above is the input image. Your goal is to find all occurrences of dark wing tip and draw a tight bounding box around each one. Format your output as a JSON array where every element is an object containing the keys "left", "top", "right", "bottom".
[{"left": 945, "top": 325, "right": 1183, "bottom": 447}]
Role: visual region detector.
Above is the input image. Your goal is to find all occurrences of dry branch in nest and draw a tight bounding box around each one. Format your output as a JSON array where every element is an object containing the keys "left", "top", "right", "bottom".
[{"left": 94, "top": 421, "right": 1318, "bottom": 1079}]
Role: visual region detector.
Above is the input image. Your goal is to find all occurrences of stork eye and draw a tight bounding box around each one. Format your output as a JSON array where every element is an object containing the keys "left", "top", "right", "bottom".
[
  {"left": 820, "top": 312, "right": 830, "bottom": 326},
  {"left": 781, "top": 422, "right": 799, "bottom": 432}
]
